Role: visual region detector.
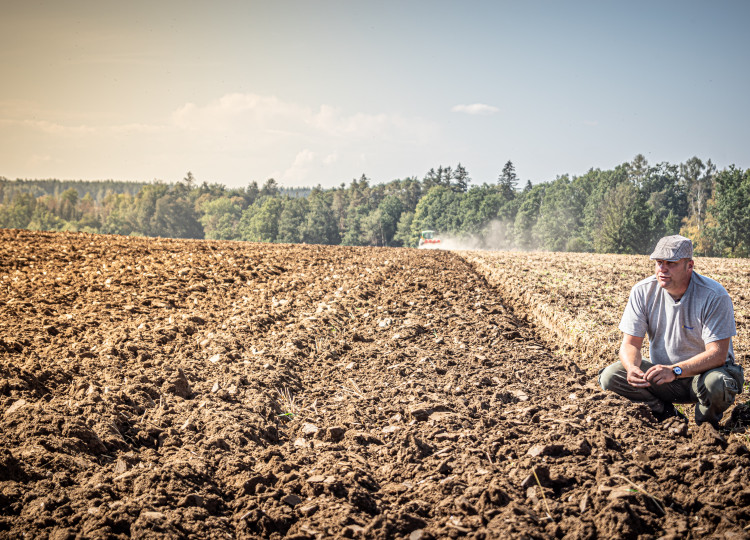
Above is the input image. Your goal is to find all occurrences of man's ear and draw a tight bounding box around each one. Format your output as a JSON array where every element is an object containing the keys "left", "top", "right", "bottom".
[{"left": 687, "top": 259, "right": 694, "bottom": 271}]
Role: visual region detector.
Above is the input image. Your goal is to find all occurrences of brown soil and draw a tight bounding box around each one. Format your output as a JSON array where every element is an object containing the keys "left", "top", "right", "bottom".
[{"left": 2, "top": 229, "right": 749, "bottom": 539}]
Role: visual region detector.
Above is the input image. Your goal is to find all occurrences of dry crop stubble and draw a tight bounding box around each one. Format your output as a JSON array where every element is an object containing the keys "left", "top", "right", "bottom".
[
  {"left": 460, "top": 250, "right": 750, "bottom": 371},
  {"left": 461, "top": 248, "right": 750, "bottom": 448}
]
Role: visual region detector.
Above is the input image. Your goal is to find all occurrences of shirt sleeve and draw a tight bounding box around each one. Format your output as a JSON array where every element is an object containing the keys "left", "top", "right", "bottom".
[
  {"left": 702, "top": 292, "right": 737, "bottom": 343},
  {"left": 619, "top": 285, "right": 648, "bottom": 338}
]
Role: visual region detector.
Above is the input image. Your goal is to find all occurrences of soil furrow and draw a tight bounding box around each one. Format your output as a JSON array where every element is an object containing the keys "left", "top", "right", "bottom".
[{"left": 1, "top": 229, "right": 749, "bottom": 539}]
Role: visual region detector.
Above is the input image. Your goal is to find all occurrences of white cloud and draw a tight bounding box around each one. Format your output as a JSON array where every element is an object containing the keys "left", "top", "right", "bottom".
[
  {"left": 22, "top": 119, "right": 96, "bottom": 135},
  {"left": 0, "top": 117, "right": 167, "bottom": 136},
  {"left": 110, "top": 123, "right": 169, "bottom": 134},
  {"left": 171, "top": 93, "right": 436, "bottom": 143},
  {"left": 312, "top": 105, "right": 391, "bottom": 138},
  {"left": 29, "top": 154, "right": 54, "bottom": 165},
  {"left": 0, "top": 92, "right": 441, "bottom": 187},
  {"left": 282, "top": 149, "right": 317, "bottom": 184},
  {"left": 166, "top": 93, "right": 439, "bottom": 185},
  {"left": 451, "top": 103, "right": 500, "bottom": 115},
  {"left": 171, "top": 93, "right": 303, "bottom": 132}
]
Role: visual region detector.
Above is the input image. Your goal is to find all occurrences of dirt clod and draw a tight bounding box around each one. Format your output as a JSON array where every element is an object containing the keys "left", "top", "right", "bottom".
[{"left": 1, "top": 229, "right": 749, "bottom": 538}]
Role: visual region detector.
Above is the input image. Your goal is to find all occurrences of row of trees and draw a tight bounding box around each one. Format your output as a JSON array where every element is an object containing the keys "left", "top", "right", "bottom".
[{"left": 1, "top": 156, "right": 748, "bottom": 256}]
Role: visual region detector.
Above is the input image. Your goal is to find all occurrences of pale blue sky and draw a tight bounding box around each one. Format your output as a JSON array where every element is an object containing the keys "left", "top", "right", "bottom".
[{"left": 1, "top": 0, "right": 748, "bottom": 188}]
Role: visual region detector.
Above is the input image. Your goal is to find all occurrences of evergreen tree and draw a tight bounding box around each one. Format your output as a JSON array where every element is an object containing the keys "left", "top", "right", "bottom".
[
  {"left": 533, "top": 175, "right": 588, "bottom": 252},
  {"left": 244, "top": 181, "right": 260, "bottom": 207},
  {"left": 498, "top": 160, "right": 518, "bottom": 201},
  {"left": 452, "top": 163, "right": 470, "bottom": 193},
  {"left": 0, "top": 193, "right": 36, "bottom": 228},
  {"left": 712, "top": 166, "right": 750, "bottom": 257},
  {"left": 626, "top": 154, "right": 649, "bottom": 187},
  {"left": 392, "top": 211, "right": 415, "bottom": 247},
  {"left": 423, "top": 166, "right": 452, "bottom": 190},
  {"left": 641, "top": 162, "right": 686, "bottom": 247},
  {"left": 28, "top": 205, "right": 63, "bottom": 231},
  {"left": 150, "top": 189, "right": 204, "bottom": 239},
  {"left": 239, "top": 197, "right": 283, "bottom": 242},
  {"left": 411, "top": 185, "right": 462, "bottom": 238},
  {"left": 594, "top": 182, "right": 652, "bottom": 254},
  {"left": 580, "top": 166, "right": 628, "bottom": 250},
  {"left": 374, "top": 195, "right": 405, "bottom": 246},
  {"left": 101, "top": 193, "right": 137, "bottom": 235},
  {"left": 341, "top": 211, "right": 366, "bottom": 246},
  {"left": 260, "top": 178, "right": 279, "bottom": 199},
  {"left": 277, "top": 197, "right": 309, "bottom": 244},
  {"left": 460, "top": 185, "right": 501, "bottom": 235},
  {"left": 341, "top": 175, "right": 374, "bottom": 245},
  {"left": 60, "top": 188, "right": 79, "bottom": 221},
  {"left": 303, "top": 188, "right": 339, "bottom": 245},
  {"left": 393, "top": 177, "right": 422, "bottom": 211}
]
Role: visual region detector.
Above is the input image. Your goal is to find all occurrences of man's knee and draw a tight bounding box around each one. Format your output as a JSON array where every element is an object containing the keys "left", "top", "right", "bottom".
[
  {"left": 705, "top": 377, "right": 728, "bottom": 400},
  {"left": 698, "top": 367, "right": 743, "bottom": 409},
  {"left": 599, "top": 361, "right": 625, "bottom": 392}
]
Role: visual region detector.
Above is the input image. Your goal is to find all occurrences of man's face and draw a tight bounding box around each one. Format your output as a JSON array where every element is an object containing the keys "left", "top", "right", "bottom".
[{"left": 654, "top": 258, "right": 694, "bottom": 294}]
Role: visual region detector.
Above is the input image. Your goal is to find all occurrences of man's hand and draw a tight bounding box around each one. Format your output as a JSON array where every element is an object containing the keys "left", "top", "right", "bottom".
[
  {"left": 620, "top": 334, "right": 649, "bottom": 387},
  {"left": 644, "top": 364, "right": 677, "bottom": 385},
  {"left": 626, "top": 366, "right": 651, "bottom": 388}
]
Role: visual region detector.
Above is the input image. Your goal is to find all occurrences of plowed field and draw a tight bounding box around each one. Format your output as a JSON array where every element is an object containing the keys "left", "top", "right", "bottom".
[
  {"left": 2, "top": 230, "right": 750, "bottom": 539},
  {"left": 462, "top": 251, "right": 750, "bottom": 369}
]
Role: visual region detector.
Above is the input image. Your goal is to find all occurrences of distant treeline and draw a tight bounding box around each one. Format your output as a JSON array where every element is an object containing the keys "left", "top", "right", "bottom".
[{"left": 1, "top": 156, "right": 748, "bottom": 257}]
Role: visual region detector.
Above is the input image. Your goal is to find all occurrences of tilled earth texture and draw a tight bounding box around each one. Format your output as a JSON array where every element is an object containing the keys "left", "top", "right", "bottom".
[{"left": 2, "top": 229, "right": 750, "bottom": 540}]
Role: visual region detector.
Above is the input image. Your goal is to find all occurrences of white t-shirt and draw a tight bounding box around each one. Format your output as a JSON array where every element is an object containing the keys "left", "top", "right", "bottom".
[{"left": 619, "top": 271, "right": 736, "bottom": 365}]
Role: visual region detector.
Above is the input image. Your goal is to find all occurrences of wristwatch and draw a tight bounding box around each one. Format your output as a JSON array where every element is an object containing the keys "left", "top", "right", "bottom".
[{"left": 672, "top": 365, "right": 682, "bottom": 377}]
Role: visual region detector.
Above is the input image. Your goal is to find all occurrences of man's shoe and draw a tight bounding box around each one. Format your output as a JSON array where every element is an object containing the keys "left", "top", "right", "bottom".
[{"left": 653, "top": 403, "right": 688, "bottom": 423}]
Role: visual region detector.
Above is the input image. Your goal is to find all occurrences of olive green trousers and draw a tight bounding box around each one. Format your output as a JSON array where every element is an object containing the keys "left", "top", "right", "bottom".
[{"left": 599, "top": 359, "right": 744, "bottom": 427}]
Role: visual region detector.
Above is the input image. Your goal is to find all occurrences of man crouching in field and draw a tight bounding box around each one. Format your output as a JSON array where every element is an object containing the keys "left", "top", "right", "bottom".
[{"left": 599, "top": 235, "right": 744, "bottom": 428}]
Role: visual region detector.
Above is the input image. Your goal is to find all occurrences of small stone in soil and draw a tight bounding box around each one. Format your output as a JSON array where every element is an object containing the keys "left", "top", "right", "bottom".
[{"left": 281, "top": 494, "right": 302, "bottom": 507}]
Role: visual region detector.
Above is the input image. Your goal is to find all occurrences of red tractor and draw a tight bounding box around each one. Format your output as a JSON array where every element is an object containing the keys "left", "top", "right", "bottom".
[{"left": 418, "top": 230, "right": 441, "bottom": 249}]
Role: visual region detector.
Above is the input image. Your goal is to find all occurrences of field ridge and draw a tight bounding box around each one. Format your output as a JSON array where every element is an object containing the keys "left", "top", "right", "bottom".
[
  {"left": 460, "top": 249, "right": 750, "bottom": 371},
  {"left": 2, "top": 230, "right": 750, "bottom": 538}
]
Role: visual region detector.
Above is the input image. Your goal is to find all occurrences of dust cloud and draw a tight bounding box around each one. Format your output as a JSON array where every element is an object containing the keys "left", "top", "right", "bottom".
[{"left": 429, "top": 220, "right": 536, "bottom": 252}]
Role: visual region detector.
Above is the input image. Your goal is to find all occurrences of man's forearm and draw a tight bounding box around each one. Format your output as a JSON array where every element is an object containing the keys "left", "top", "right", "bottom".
[
  {"left": 673, "top": 345, "right": 728, "bottom": 378},
  {"left": 619, "top": 343, "right": 642, "bottom": 371}
]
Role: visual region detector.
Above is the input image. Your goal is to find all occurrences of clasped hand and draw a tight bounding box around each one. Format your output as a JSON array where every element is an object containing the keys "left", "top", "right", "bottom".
[{"left": 627, "top": 364, "right": 676, "bottom": 387}]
